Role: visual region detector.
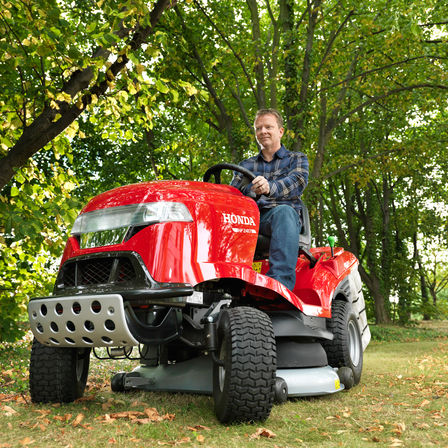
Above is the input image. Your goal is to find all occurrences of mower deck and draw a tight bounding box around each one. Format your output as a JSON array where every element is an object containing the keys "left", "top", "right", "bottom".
[{"left": 118, "top": 355, "right": 344, "bottom": 397}]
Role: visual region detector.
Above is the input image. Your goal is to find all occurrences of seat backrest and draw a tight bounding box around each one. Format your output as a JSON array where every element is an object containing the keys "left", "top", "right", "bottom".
[{"left": 299, "top": 203, "right": 311, "bottom": 250}]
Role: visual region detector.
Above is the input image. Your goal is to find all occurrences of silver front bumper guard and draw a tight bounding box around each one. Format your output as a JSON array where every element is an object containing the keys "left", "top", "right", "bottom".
[{"left": 28, "top": 294, "right": 139, "bottom": 348}]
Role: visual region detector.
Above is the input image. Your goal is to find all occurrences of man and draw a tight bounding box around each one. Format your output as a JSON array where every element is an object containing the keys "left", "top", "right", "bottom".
[{"left": 231, "top": 109, "right": 309, "bottom": 291}]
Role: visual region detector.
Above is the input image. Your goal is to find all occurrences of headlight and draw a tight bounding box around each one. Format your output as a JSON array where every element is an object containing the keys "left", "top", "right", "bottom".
[{"left": 71, "top": 202, "right": 192, "bottom": 248}]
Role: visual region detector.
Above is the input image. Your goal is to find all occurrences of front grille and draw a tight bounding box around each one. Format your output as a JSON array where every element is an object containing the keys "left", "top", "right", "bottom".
[
  {"left": 117, "top": 257, "right": 135, "bottom": 282},
  {"left": 81, "top": 258, "right": 114, "bottom": 284},
  {"left": 58, "top": 256, "right": 137, "bottom": 288}
]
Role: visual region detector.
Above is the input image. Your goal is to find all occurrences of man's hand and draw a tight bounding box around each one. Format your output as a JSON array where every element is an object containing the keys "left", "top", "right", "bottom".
[{"left": 251, "top": 176, "right": 270, "bottom": 196}]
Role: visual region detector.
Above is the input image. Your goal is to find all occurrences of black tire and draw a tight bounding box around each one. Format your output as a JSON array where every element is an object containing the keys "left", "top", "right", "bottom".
[
  {"left": 213, "top": 307, "right": 276, "bottom": 423},
  {"left": 324, "top": 300, "right": 363, "bottom": 385},
  {"left": 337, "top": 366, "right": 355, "bottom": 390},
  {"left": 273, "top": 377, "right": 288, "bottom": 404},
  {"left": 29, "top": 338, "right": 90, "bottom": 403}
]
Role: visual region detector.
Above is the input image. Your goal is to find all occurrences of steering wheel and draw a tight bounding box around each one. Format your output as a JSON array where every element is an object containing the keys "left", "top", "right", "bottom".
[{"left": 203, "top": 163, "right": 256, "bottom": 185}]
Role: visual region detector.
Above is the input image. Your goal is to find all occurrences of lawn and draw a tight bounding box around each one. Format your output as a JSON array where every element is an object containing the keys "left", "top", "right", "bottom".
[{"left": 1, "top": 323, "right": 447, "bottom": 448}]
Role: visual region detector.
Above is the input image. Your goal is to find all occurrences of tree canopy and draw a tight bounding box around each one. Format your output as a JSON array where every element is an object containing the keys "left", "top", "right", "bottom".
[{"left": 1, "top": 0, "right": 447, "bottom": 340}]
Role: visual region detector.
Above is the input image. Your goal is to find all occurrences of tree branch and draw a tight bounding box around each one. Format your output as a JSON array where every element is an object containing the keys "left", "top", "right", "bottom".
[
  {"left": 314, "top": 9, "right": 354, "bottom": 78},
  {"left": 0, "top": 0, "right": 175, "bottom": 191},
  {"left": 321, "top": 148, "right": 404, "bottom": 181},
  {"left": 319, "top": 55, "right": 448, "bottom": 93},
  {"left": 192, "top": 0, "right": 257, "bottom": 100},
  {"left": 246, "top": 0, "right": 266, "bottom": 108},
  {"left": 336, "top": 83, "right": 448, "bottom": 126}
]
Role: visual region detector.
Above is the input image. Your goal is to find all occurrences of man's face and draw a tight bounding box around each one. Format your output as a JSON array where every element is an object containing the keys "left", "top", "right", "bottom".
[{"left": 254, "top": 113, "right": 284, "bottom": 152}]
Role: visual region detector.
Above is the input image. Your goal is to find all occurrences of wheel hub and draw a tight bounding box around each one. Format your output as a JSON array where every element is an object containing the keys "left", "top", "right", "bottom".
[{"left": 348, "top": 320, "right": 361, "bottom": 367}]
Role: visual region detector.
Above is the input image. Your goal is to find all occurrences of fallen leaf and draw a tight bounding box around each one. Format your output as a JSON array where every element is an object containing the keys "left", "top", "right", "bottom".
[
  {"left": 187, "top": 425, "right": 211, "bottom": 431},
  {"left": 53, "top": 414, "right": 72, "bottom": 422},
  {"left": 392, "top": 422, "right": 406, "bottom": 435},
  {"left": 196, "top": 434, "right": 205, "bottom": 443},
  {"left": 144, "top": 408, "right": 160, "bottom": 420},
  {"left": 414, "top": 422, "right": 430, "bottom": 429},
  {"left": 419, "top": 399, "right": 430, "bottom": 408},
  {"left": 72, "top": 413, "right": 84, "bottom": 427},
  {"left": 99, "top": 408, "right": 174, "bottom": 424},
  {"left": 2, "top": 405, "right": 18, "bottom": 416},
  {"left": 250, "top": 428, "right": 276, "bottom": 439},
  {"left": 101, "top": 414, "right": 114, "bottom": 423},
  {"left": 19, "top": 438, "right": 35, "bottom": 446},
  {"left": 110, "top": 411, "right": 145, "bottom": 419},
  {"left": 135, "top": 418, "right": 154, "bottom": 424},
  {"left": 364, "top": 425, "right": 384, "bottom": 433}
]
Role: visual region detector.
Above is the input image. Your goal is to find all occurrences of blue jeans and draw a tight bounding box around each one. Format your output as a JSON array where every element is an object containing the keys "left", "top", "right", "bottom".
[{"left": 259, "top": 205, "right": 301, "bottom": 291}]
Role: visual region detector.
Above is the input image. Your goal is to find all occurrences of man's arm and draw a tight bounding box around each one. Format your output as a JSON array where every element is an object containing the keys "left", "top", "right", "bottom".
[{"left": 267, "top": 152, "right": 309, "bottom": 199}]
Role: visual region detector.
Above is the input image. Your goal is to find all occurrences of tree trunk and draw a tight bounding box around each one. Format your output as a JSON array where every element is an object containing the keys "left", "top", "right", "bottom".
[
  {"left": 359, "top": 264, "right": 391, "bottom": 324},
  {"left": 246, "top": 0, "right": 266, "bottom": 108},
  {"left": 413, "top": 232, "right": 430, "bottom": 319},
  {"left": 357, "top": 184, "right": 391, "bottom": 323},
  {"left": 380, "top": 175, "right": 393, "bottom": 302},
  {"left": 429, "top": 286, "right": 437, "bottom": 307}
]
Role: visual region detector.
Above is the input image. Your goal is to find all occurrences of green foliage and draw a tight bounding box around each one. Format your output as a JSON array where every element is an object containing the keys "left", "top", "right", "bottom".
[
  {"left": 369, "top": 323, "right": 448, "bottom": 343},
  {"left": 0, "top": 156, "right": 81, "bottom": 341}
]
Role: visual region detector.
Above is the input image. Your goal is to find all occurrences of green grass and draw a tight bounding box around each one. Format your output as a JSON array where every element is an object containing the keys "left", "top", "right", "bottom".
[{"left": 1, "top": 323, "right": 447, "bottom": 447}]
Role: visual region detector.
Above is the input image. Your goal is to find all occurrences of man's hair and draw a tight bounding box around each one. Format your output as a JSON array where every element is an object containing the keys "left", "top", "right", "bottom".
[{"left": 254, "top": 108, "right": 284, "bottom": 128}]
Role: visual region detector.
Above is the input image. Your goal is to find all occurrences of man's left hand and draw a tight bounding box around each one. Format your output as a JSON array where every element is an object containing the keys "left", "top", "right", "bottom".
[{"left": 251, "top": 176, "right": 270, "bottom": 196}]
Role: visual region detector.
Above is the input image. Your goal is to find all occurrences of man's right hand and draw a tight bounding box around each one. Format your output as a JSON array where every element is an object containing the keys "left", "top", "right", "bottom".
[{"left": 251, "top": 176, "right": 270, "bottom": 196}]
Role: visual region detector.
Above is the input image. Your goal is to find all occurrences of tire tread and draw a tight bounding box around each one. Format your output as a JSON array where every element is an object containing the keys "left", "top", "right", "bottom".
[
  {"left": 29, "top": 338, "right": 89, "bottom": 403},
  {"left": 214, "top": 307, "right": 276, "bottom": 423}
]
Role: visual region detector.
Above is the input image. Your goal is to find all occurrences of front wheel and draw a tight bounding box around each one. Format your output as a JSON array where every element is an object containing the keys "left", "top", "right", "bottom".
[
  {"left": 323, "top": 300, "right": 363, "bottom": 387},
  {"left": 213, "top": 307, "right": 276, "bottom": 423},
  {"left": 29, "top": 338, "right": 90, "bottom": 403}
]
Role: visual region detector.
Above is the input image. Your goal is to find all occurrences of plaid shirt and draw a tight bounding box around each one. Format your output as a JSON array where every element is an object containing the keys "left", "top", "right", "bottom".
[{"left": 230, "top": 145, "right": 309, "bottom": 214}]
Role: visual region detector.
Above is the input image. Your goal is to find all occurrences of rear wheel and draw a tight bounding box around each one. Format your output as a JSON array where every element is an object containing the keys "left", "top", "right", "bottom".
[
  {"left": 213, "top": 307, "right": 276, "bottom": 423},
  {"left": 29, "top": 338, "right": 90, "bottom": 403},
  {"left": 324, "top": 300, "right": 363, "bottom": 387}
]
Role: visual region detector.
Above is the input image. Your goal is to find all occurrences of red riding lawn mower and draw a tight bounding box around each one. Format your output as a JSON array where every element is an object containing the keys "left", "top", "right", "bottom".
[{"left": 27, "top": 163, "right": 370, "bottom": 423}]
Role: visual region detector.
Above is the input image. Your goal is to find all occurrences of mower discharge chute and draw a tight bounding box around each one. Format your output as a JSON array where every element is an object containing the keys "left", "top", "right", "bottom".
[{"left": 27, "top": 163, "right": 370, "bottom": 423}]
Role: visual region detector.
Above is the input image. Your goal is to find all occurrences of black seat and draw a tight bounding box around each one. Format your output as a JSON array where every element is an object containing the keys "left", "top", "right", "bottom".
[{"left": 254, "top": 203, "right": 312, "bottom": 259}]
